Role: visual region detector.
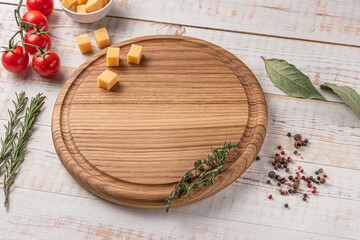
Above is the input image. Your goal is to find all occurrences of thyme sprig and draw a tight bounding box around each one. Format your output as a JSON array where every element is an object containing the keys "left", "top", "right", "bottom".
[
  {"left": 165, "top": 141, "right": 237, "bottom": 212},
  {"left": 0, "top": 92, "right": 27, "bottom": 169},
  {"left": 3, "top": 93, "right": 45, "bottom": 207}
]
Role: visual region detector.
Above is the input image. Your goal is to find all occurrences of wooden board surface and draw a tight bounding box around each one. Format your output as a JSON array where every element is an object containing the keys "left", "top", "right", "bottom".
[{"left": 51, "top": 35, "right": 267, "bottom": 208}]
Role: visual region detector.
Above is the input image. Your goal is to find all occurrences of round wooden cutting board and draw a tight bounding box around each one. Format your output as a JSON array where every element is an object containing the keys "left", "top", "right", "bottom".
[{"left": 52, "top": 35, "right": 267, "bottom": 209}]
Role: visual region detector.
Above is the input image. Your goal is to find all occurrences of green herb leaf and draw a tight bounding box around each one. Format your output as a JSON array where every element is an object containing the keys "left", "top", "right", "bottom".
[
  {"left": 262, "top": 57, "right": 326, "bottom": 100},
  {"left": 165, "top": 142, "right": 237, "bottom": 212},
  {"left": 320, "top": 83, "right": 360, "bottom": 120}
]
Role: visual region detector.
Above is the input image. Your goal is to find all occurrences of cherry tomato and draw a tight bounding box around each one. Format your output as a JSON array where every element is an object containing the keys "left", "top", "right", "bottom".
[
  {"left": 22, "top": 10, "right": 48, "bottom": 32},
  {"left": 27, "top": 0, "right": 54, "bottom": 17},
  {"left": 32, "top": 51, "right": 60, "bottom": 77},
  {"left": 24, "top": 31, "right": 52, "bottom": 54},
  {"left": 1, "top": 45, "right": 29, "bottom": 73}
]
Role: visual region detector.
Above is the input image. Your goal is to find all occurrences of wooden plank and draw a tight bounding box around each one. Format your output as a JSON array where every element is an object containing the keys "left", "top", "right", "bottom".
[
  {"left": 1, "top": 94, "right": 359, "bottom": 200},
  {"left": 0, "top": 4, "right": 359, "bottom": 105},
  {"left": 0, "top": 187, "right": 356, "bottom": 239},
  {"left": 2, "top": 0, "right": 360, "bottom": 46}
]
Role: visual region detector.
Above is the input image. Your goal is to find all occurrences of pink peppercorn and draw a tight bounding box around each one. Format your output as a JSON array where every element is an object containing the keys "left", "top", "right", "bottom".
[
  {"left": 312, "top": 190, "right": 317, "bottom": 194},
  {"left": 281, "top": 151, "right": 285, "bottom": 155},
  {"left": 323, "top": 175, "right": 327, "bottom": 178},
  {"left": 298, "top": 166, "right": 302, "bottom": 170},
  {"left": 269, "top": 195, "right": 273, "bottom": 199},
  {"left": 307, "top": 183, "right": 312, "bottom": 188}
]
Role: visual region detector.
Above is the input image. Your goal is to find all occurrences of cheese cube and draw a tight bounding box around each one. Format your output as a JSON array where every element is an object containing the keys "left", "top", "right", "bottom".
[
  {"left": 77, "top": 4, "right": 87, "bottom": 13},
  {"left": 77, "top": 0, "right": 87, "bottom": 5},
  {"left": 127, "top": 44, "right": 143, "bottom": 64},
  {"left": 94, "top": 28, "right": 110, "bottom": 49},
  {"left": 102, "top": 0, "right": 109, "bottom": 6},
  {"left": 85, "top": 0, "right": 103, "bottom": 13},
  {"left": 71, "top": 5, "right": 77, "bottom": 11},
  {"left": 97, "top": 70, "right": 118, "bottom": 91},
  {"left": 61, "top": 0, "right": 77, "bottom": 9},
  {"left": 106, "top": 47, "right": 120, "bottom": 66},
  {"left": 75, "top": 35, "right": 93, "bottom": 54}
]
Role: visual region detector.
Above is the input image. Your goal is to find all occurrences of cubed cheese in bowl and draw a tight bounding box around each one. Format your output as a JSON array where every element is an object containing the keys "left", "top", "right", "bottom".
[{"left": 59, "top": 0, "right": 114, "bottom": 23}]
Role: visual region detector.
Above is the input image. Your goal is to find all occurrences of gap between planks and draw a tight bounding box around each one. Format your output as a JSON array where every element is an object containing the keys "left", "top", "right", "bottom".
[{"left": 0, "top": 1, "right": 360, "bottom": 50}]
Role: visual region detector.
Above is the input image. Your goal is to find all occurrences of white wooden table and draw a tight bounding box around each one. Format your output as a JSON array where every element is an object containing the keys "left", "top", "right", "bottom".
[{"left": 1, "top": 1, "right": 360, "bottom": 239}]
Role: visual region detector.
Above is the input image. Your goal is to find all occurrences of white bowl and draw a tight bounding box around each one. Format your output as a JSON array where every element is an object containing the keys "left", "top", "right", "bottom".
[{"left": 58, "top": 0, "right": 115, "bottom": 23}]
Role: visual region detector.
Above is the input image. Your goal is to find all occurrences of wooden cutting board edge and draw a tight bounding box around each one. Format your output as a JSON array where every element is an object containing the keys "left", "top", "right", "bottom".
[{"left": 51, "top": 35, "right": 268, "bottom": 209}]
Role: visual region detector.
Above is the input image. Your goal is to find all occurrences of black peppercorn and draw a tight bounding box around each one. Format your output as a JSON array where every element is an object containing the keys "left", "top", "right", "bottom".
[
  {"left": 284, "top": 203, "right": 289, "bottom": 208},
  {"left": 268, "top": 171, "right": 276, "bottom": 178},
  {"left": 294, "top": 134, "right": 302, "bottom": 141},
  {"left": 288, "top": 176, "right": 293, "bottom": 180},
  {"left": 267, "top": 180, "right": 271, "bottom": 184},
  {"left": 278, "top": 145, "right": 282, "bottom": 150}
]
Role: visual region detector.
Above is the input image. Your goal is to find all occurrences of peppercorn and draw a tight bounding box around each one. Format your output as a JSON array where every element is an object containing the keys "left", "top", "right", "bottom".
[
  {"left": 304, "top": 138, "right": 309, "bottom": 143},
  {"left": 281, "top": 151, "right": 285, "bottom": 155},
  {"left": 295, "top": 176, "right": 299, "bottom": 180},
  {"left": 317, "top": 176, "right": 321, "bottom": 180},
  {"left": 277, "top": 182, "right": 281, "bottom": 186},
  {"left": 281, "top": 179, "right": 285, "bottom": 184},
  {"left": 272, "top": 161, "right": 276, "bottom": 166},
  {"left": 283, "top": 164, "right": 288, "bottom": 168},
  {"left": 315, "top": 171, "right": 319, "bottom": 175},
  {"left": 304, "top": 193, "right": 308, "bottom": 198},
  {"left": 316, "top": 181, "right": 320, "bottom": 184},
  {"left": 320, "top": 178, "right": 326, "bottom": 184},
  {"left": 256, "top": 156, "right": 261, "bottom": 161},
  {"left": 284, "top": 203, "right": 289, "bottom": 208},
  {"left": 268, "top": 171, "right": 276, "bottom": 178},
  {"left": 288, "top": 176, "right": 293, "bottom": 180},
  {"left": 286, "top": 168, "right": 289, "bottom": 173},
  {"left": 275, "top": 175, "right": 279, "bottom": 179},
  {"left": 294, "top": 134, "right": 302, "bottom": 141},
  {"left": 293, "top": 189, "right": 297, "bottom": 193},
  {"left": 294, "top": 141, "right": 302, "bottom": 149},
  {"left": 277, "top": 176, "right": 282, "bottom": 181},
  {"left": 267, "top": 180, "right": 271, "bottom": 184},
  {"left": 269, "top": 195, "right": 273, "bottom": 199},
  {"left": 294, "top": 150, "right": 298, "bottom": 155},
  {"left": 302, "top": 142, "right": 307, "bottom": 147},
  {"left": 309, "top": 176, "right": 314, "bottom": 180},
  {"left": 278, "top": 145, "right": 282, "bottom": 150},
  {"left": 319, "top": 168, "right": 324, "bottom": 173},
  {"left": 302, "top": 176, "right": 305, "bottom": 180},
  {"left": 300, "top": 169, "right": 304, "bottom": 173},
  {"left": 289, "top": 157, "right": 293, "bottom": 162},
  {"left": 287, "top": 132, "right": 292, "bottom": 137},
  {"left": 274, "top": 166, "right": 278, "bottom": 170},
  {"left": 289, "top": 189, "right": 293, "bottom": 194},
  {"left": 275, "top": 153, "right": 279, "bottom": 157},
  {"left": 275, "top": 155, "right": 282, "bottom": 162},
  {"left": 303, "top": 197, "right": 307, "bottom": 201},
  {"left": 293, "top": 182, "right": 299, "bottom": 189}
]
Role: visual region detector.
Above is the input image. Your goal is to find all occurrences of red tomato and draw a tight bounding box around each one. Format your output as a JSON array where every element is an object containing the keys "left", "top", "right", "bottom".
[
  {"left": 32, "top": 51, "right": 60, "bottom": 77},
  {"left": 24, "top": 31, "right": 52, "bottom": 54},
  {"left": 27, "top": 0, "right": 54, "bottom": 17},
  {"left": 22, "top": 10, "right": 48, "bottom": 31},
  {"left": 1, "top": 45, "right": 29, "bottom": 73}
]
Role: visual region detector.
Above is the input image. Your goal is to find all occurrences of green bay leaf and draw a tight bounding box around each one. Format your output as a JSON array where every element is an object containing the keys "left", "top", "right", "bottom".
[
  {"left": 262, "top": 57, "right": 326, "bottom": 100},
  {"left": 320, "top": 83, "right": 360, "bottom": 120}
]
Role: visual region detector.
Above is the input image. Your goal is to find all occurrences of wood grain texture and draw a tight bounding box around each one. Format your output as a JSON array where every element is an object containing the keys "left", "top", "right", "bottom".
[
  {"left": 51, "top": 35, "right": 267, "bottom": 208},
  {"left": 0, "top": 1, "right": 359, "bottom": 239},
  {"left": 4, "top": 0, "right": 360, "bottom": 46}
]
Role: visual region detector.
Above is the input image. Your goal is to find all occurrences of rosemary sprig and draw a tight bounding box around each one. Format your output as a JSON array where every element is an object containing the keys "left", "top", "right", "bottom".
[
  {"left": 165, "top": 141, "right": 237, "bottom": 212},
  {"left": 3, "top": 93, "right": 45, "bottom": 207},
  {"left": 0, "top": 92, "right": 27, "bottom": 169}
]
